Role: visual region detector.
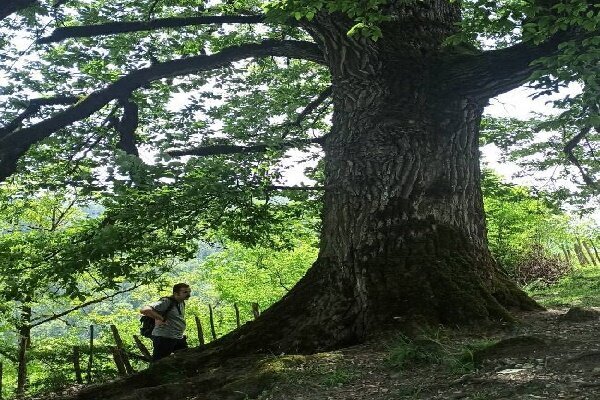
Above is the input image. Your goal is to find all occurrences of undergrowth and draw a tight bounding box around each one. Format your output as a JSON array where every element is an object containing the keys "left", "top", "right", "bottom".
[
  {"left": 525, "top": 264, "right": 600, "bottom": 307},
  {"left": 384, "top": 329, "right": 497, "bottom": 374}
]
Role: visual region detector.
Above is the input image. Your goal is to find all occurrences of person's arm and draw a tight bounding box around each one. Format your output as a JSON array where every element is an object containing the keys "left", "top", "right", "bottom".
[{"left": 140, "top": 305, "right": 167, "bottom": 326}]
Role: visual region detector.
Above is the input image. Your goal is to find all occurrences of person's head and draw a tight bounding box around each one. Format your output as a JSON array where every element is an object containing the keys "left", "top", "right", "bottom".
[{"left": 172, "top": 283, "right": 191, "bottom": 302}]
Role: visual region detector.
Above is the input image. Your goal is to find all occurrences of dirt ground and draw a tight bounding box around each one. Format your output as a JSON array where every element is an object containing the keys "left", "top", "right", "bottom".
[
  {"left": 254, "top": 308, "right": 600, "bottom": 400},
  {"left": 41, "top": 307, "right": 600, "bottom": 400}
]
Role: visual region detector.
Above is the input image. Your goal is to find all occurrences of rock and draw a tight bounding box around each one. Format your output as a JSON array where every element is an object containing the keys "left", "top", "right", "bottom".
[{"left": 497, "top": 368, "right": 526, "bottom": 374}]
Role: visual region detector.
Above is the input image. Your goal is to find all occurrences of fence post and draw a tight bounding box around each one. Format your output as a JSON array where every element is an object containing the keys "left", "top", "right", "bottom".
[
  {"left": 87, "top": 325, "right": 93, "bottom": 383},
  {"left": 574, "top": 240, "right": 590, "bottom": 265},
  {"left": 110, "top": 325, "right": 134, "bottom": 374},
  {"left": 590, "top": 240, "right": 600, "bottom": 263},
  {"left": 73, "top": 346, "right": 83, "bottom": 384},
  {"left": 582, "top": 241, "right": 598, "bottom": 265},
  {"left": 110, "top": 347, "right": 127, "bottom": 376},
  {"left": 233, "top": 303, "right": 241, "bottom": 328},
  {"left": 194, "top": 315, "right": 205, "bottom": 345},
  {"left": 133, "top": 335, "right": 152, "bottom": 361},
  {"left": 251, "top": 302, "right": 260, "bottom": 319},
  {"left": 208, "top": 305, "right": 217, "bottom": 340}
]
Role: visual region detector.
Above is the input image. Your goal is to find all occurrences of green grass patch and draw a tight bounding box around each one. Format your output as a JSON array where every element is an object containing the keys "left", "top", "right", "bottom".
[
  {"left": 318, "top": 367, "right": 358, "bottom": 387},
  {"left": 448, "top": 339, "right": 498, "bottom": 373},
  {"left": 385, "top": 334, "right": 446, "bottom": 370},
  {"left": 385, "top": 332, "right": 498, "bottom": 375},
  {"left": 525, "top": 264, "right": 600, "bottom": 307}
]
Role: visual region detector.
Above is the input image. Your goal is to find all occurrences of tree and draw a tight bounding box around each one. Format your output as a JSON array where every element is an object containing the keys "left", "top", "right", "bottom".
[{"left": 0, "top": 0, "right": 598, "bottom": 362}]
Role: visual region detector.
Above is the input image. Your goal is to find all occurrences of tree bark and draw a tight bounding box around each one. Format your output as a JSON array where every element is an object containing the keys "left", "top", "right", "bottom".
[{"left": 157, "top": 3, "right": 541, "bottom": 358}]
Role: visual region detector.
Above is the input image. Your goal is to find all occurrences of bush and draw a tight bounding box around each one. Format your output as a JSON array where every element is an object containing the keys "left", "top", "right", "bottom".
[{"left": 513, "top": 244, "right": 571, "bottom": 286}]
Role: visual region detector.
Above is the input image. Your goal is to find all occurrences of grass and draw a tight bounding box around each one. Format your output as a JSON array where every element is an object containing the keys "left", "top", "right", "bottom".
[
  {"left": 385, "top": 329, "right": 499, "bottom": 375},
  {"left": 318, "top": 367, "right": 358, "bottom": 387},
  {"left": 524, "top": 264, "right": 600, "bottom": 307},
  {"left": 385, "top": 334, "right": 446, "bottom": 370}
]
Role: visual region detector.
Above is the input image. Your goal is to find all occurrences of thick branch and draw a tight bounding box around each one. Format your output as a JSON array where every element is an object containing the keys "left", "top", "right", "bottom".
[
  {"left": 114, "top": 98, "right": 140, "bottom": 156},
  {"left": 441, "top": 32, "right": 576, "bottom": 100},
  {"left": 0, "top": 96, "right": 80, "bottom": 138},
  {"left": 0, "top": 0, "right": 38, "bottom": 21},
  {"left": 28, "top": 284, "right": 140, "bottom": 328},
  {"left": 167, "top": 137, "right": 324, "bottom": 157},
  {"left": 564, "top": 126, "right": 599, "bottom": 189},
  {"left": 38, "top": 15, "right": 266, "bottom": 44},
  {"left": 0, "top": 40, "right": 324, "bottom": 181}
]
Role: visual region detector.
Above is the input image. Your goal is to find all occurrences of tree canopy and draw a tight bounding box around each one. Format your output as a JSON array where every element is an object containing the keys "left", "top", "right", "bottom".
[{"left": 0, "top": 0, "right": 597, "bottom": 199}]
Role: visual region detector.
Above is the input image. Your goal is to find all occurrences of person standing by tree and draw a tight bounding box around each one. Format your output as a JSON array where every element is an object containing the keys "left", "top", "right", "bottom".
[{"left": 140, "top": 283, "right": 191, "bottom": 361}]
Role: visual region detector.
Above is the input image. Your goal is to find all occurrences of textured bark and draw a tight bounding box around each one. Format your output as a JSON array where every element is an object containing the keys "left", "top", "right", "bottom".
[{"left": 196, "top": 0, "right": 540, "bottom": 355}]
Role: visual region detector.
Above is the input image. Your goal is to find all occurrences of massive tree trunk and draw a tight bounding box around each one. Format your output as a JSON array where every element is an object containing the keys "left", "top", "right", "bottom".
[
  {"left": 184, "top": 0, "right": 540, "bottom": 355},
  {"left": 56, "top": 3, "right": 547, "bottom": 399}
]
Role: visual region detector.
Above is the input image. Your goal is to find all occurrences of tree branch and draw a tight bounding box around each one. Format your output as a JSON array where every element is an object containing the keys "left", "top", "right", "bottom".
[
  {"left": 0, "top": 96, "right": 80, "bottom": 138},
  {"left": 28, "top": 284, "right": 140, "bottom": 328},
  {"left": 37, "top": 15, "right": 267, "bottom": 44},
  {"left": 0, "top": 40, "right": 324, "bottom": 181},
  {"left": 167, "top": 137, "right": 324, "bottom": 157},
  {"left": 114, "top": 98, "right": 140, "bottom": 157},
  {"left": 291, "top": 86, "right": 332, "bottom": 127},
  {"left": 0, "top": 0, "right": 38, "bottom": 21},
  {"left": 564, "top": 126, "right": 599, "bottom": 190},
  {"left": 441, "top": 31, "right": 576, "bottom": 100}
]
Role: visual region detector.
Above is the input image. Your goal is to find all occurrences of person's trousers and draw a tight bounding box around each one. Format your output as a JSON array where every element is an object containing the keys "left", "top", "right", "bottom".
[{"left": 151, "top": 335, "right": 188, "bottom": 361}]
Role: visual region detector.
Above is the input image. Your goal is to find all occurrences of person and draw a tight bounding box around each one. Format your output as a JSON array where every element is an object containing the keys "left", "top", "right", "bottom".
[{"left": 140, "top": 283, "right": 191, "bottom": 361}]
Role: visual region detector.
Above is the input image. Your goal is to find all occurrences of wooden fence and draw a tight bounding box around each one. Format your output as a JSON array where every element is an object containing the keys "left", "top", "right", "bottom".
[{"left": 0, "top": 301, "right": 262, "bottom": 396}]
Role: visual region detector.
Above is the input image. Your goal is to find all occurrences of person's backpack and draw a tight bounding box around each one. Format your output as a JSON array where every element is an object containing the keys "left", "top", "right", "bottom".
[{"left": 139, "top": 297, "right": 177, "bottom": 338}]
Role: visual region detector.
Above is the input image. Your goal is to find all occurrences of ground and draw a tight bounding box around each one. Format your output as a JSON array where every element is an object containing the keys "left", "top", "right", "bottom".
[
  {"left": 39, "top": 265, "right": 600, "bottom": 400},
  {"left": 247, "top": 307, "right": 600, "bottom": 400},
  {"left": 44, "top": 306, "right": 600, "bottom": 400}
]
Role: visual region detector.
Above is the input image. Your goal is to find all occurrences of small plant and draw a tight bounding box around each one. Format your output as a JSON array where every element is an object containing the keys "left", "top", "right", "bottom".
[
  {"left": 448, "top": 339, "right": 497, "bottom": 373},
  {"left": 319, "top": 367, "right": 357, "bottom": 387},
  {"left": 385, "top": 334, "right": 445, "bottom": 370}
]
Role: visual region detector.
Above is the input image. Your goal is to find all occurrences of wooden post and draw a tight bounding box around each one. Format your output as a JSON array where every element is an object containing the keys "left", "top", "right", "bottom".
[
  {"left": 582, "top": 241, "right": 598, "bottom": 265},
  {"left": 110, "top": 325, "right": 134, "bottom": 374},
  {"left": 110, "top": 347, "right": 127, "bottom": 376},
  {"left": 194, "top": 315, "right": 205, "bottom": 345},
  {"left": 251, "top": 302, "right": 260, "bottom": 319},
  {"left": 574, "top": 242, "right": 589, "bottom": 266},
  {"left": 86, "top": 325, "right": 93, "bottom": 383},
  {"left": 73, "top": 346, "right": 83, "bottom": 384},
  {"left": 208, "top": 304, "right": 217, "bottom": 340},
  {"left": 133, "top": 335, "right": 152, "bottom": 361},
  {"left": 561, "top": 244, "right": 572, "bottom": 263},
  {"left": 16, "top": 335, "right": 27, "bottom": 398},
  {"left": 233, "top": 303, "right": 241, "bottom": 328},
  {"left": 590, "top": 241, "right": 600, "bottom": 263}
]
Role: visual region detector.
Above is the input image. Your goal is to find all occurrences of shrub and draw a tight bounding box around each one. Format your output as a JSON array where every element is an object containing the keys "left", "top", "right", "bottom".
[{"left": 513, "top": 244, "right": 571, "bottom": 286}]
